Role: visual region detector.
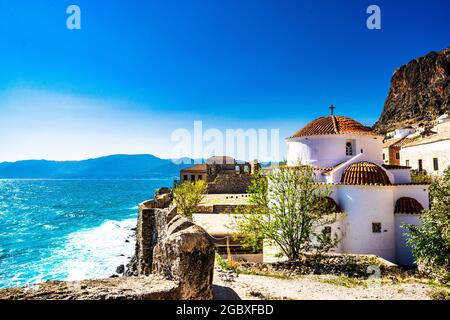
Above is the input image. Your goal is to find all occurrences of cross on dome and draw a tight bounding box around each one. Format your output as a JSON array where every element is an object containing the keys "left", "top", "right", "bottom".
[{"left": 329, "top": 104, "right": 336, "bottom": 116}]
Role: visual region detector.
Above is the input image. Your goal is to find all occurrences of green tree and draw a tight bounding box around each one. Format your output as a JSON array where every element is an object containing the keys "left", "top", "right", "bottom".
[
  {"left": 411, "top": 169, "right": 434, "bottom": 184},
  {"left": 173, "top": 180, "right": 207, "bottom": 220},
  {"left": 235, "top": 165, "right": 340, "bottom": 260},
  {"left": 405, "top": 167, "right": 450, "bottom": 282}
]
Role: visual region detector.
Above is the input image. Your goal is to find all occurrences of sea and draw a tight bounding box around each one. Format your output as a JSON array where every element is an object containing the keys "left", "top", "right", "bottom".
[{"left": 0, "top": 178, "right": 173, "bottom": 289}]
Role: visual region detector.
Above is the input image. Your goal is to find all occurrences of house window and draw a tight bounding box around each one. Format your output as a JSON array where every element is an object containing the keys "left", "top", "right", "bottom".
[
  {"left": 372, "top": 222, "right": 382, "bottom": 233},
  {"left": 418, "top": 159, "right": 423, "bottom": 172},
  {"left": 183, "top": 174, "right": 188, "bottom": 181},
  {"left": 405, "top": 160, "right": 410, "bottom": 167},
  {"left": 198, "top": 175, "right": 203, "bottom": 180},
  {"left": 190, "top": 175, "right": 195, "bottom": 181},
  {"left": 345, "top": 141, "right": 353, "bottom": 156},
  {"left": 383, "top": 153, "right": 385, "bottom": 160},
  {"left": 396, "top": 153, "right": 400, "bottom": 160},
  {"left": 433, "top": 158, "right": 439, "bottom": 171},
  {"left": 323, "top": 226, "right": 332, "bottom": 234}
]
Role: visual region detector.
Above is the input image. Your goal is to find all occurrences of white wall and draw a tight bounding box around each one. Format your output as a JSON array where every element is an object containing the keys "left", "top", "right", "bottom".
[
  {"left": 394, "top": 128, "right": 415, "bottom": 139},
  {"left": 335, "top": 185, "right": 396, "bottom": 262},
  {"left": 393, "top": 185, "right": 429, "bottom": 210},
  {"left": 286, "top": 134, "right": 383, "bottom": 168},
  {"left": 394, "top": 214, "right": 421, "bottom": 266},
  {"left": 388, "top": 169, "right": 411, "bottom": 184},
  {"left": 400, "top": 139, "right": 450, "bottom": 175}
]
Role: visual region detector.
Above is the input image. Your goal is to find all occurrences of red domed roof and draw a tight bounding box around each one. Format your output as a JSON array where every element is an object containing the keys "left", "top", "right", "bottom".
[
  {"left": 394, "top": 197, "right": 424, "bottom": 214},
  {"left": 341, "top": 162, "right": 391, "bottom": 185},
  {"left": 289, "top": 116, "right": 376, "bottom": 138}
]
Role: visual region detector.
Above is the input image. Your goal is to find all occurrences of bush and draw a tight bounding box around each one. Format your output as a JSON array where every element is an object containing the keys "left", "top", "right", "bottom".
[
  {"left": 235, "top": 165, "right": 340, "bottom": 260},
  {"left": 405, "top": 167, "right": 450, "bottom": 283},
  {"left": 173, "top": 180, "right": 207, "bottom": 219}
]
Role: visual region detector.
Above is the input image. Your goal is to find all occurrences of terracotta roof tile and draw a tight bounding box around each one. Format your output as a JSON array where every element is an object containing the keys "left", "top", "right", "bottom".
[
  {"left": 382, "top": 164, "right": 411, "bottom": 170},
  {"left": 394, "top": 197, "right": 424, "bottom": 214},
  {"left": 341, "top": 162, "right": 391, "bottom": 185},
  {"left": 383, "top": 137, "right": 404, "bottom": 148},
  {"left": 180, "top": 164, "right": 207, "bottom": 172},
  {"left": 392, "top": 137, "right": 416, "bottom": 148},
  {"left": 288, "top": 116, "right": 377, "bottom": 139},
  {"left": 324, "top": 197, "right": 342, "bottom": 212},
  {"left": 402, "top": 132, "right": 450, "bottom": 148}
]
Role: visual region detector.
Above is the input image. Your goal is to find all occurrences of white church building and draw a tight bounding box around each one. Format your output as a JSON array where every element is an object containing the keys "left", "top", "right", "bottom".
[{"left": 285, "top": 108, "right": 429, "bottom": 265}]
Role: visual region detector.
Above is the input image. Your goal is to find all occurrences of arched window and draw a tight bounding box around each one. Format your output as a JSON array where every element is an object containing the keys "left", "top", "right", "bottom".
[{"left": 345, "top": 141, "right": 353, "bottom": 156}]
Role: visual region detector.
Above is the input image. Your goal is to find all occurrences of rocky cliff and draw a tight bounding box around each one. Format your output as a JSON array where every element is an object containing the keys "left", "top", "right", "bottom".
[{"left": 373, "top": 46, "right": 450, "bottom": 133}]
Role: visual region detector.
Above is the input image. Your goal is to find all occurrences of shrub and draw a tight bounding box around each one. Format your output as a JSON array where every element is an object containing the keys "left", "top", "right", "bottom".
[{"left": 173, "top": 180, "right": 207, "bottom": 219}]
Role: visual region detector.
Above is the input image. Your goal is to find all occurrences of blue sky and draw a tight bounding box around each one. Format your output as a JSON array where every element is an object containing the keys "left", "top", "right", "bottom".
[{"left": 0, "top": 0, "right": 449, "bottom": 161}]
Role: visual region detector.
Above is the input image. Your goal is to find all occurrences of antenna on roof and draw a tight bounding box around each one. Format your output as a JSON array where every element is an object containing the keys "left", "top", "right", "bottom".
[{"left": 329, "top": 104, "right": 335, "bottom": 116}]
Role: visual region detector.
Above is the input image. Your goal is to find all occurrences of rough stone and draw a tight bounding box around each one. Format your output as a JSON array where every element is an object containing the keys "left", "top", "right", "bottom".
[
  {"left": 127, "top": 202, "right": 215, "bottom": 300},
  {"left": 0, "top": 275, "right": 180, "bottom": 300},
  {"left": 153, "top": 224, "right": 215, "bottom": 300},
  {"left": 374, "top": 46, "right": 450, "bottom": 133},
  {"left": 116, "top": 264, "right": 125, "bottom": 275},
  {"left": 207, "top": 173, "right": 252, "bottom": 194}
]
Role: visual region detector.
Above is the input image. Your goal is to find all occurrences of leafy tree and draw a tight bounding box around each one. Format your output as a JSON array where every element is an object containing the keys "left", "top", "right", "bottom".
[
  {"left": 235, "top": 165, "right": 340, "bottom": 260},
  {"left": 411, "top": 169, "right": 434, "bottom": 184},
  {"left": 405, "top": 166, "right": 450, "bottom": 282},
  {"left": 173, "top": 180, "right": 207, "bottom": 220}
]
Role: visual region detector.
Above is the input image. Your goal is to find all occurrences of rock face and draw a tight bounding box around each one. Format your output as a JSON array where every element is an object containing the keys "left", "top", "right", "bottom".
[
  {"left": 126, "top": 201, "right": 215, "bottom": 300},
  {"left": 0, "top": 276, "right": 180, "bottom": 300},
  {"left": 153, "top": 216, "right": 216, "bottom": 300},
  {"left": 373, "top": 46, "right": 450, "bottom": 133}
]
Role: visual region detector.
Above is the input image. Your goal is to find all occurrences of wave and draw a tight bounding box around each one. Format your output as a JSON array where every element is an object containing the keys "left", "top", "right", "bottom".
[{"left": 50, "top": 218, "right": 136, "bottom": 282}]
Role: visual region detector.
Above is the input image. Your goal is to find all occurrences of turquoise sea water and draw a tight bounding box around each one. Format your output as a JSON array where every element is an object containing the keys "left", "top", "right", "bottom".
[{"left": 0, "top": 179, "right": 172, "bottom": 289}]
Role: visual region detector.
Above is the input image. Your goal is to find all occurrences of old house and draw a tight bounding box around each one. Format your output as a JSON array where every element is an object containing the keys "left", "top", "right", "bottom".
[
  {"left": 382, "top": 127, "right": 416, "bottom": 165},
  {"left": 179, "top": 156, "right": 260, "bottom": 194}
]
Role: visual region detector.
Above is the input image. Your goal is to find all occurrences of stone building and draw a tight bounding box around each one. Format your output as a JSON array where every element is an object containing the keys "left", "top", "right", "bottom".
[{"left": 179, "top": 156, "right": 260, "bottom": 194}]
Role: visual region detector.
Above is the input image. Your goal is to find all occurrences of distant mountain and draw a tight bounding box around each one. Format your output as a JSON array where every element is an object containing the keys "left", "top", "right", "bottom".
[
  {"left": 373, "top": 46, "right": 450, "bottom": 133},
  {"left": 0, "top": 154, "right": 194, "bottom": 179}
]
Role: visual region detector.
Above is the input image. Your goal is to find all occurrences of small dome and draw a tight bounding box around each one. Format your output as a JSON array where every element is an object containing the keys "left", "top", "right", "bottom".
[
  {"left": 395, "top": 197, "right": 424, "bottom": 214},
  {"left": 288, "top": 116, "right": 376, "bottom": 138},
  {"left": 341, "top": 162, "right": 391, "bottom": 185}
]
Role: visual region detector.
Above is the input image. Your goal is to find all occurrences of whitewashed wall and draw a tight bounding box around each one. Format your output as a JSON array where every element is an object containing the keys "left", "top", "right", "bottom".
[
  {"left": 335, "top": 185, "right": 396, "bottom": 262},
  {"left": 393, "top": 185, "right": 430, "bottom": 210},
  {"left": 286, "top": 134, "right": 383, "bottom": 168},
  {"left": 394, "top": 214, "right": 421, "bottom": 266},
  {"left": 387, "top": 169, "right": 411, "bottom": 184},
  {"left": 400, "top": 140, "right": 450, "bottom": 175}
]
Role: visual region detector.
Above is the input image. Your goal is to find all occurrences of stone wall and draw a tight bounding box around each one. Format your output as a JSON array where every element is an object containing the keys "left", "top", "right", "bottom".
[
  {"left": 153, "top": 215, "right": 215, "bottom": 299},
  {"left": 126, "top": 199, "right": 215, "bottom": 300},
  {"left": 0, "top": 276, "right": 180, "bottom": 300},
  {"left": 207, "top": 173, "right": 252, "bottom": 194}
]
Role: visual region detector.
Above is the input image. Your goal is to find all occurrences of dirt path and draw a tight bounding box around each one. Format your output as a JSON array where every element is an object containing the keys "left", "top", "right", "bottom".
[{"left": 213, "top": 267, "right": 434, "bottom": 300}]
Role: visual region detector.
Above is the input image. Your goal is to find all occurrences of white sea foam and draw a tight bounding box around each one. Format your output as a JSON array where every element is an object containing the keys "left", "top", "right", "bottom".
[{"left": 52, "top": 218, "right": 136, "bottom": 281}]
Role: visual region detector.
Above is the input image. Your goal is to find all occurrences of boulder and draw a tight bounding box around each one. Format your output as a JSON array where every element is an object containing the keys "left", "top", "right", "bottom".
[{"left": 153, "top": 217, "right": 215, "bottom": 300}]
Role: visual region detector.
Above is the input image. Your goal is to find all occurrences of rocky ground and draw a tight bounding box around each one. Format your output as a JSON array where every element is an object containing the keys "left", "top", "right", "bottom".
[
  {"left": 0, "top": 275, "right": 180, "bottom": 300},
  {"left": 213, "top": 266, "right": 445, "bottom": 300}
]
